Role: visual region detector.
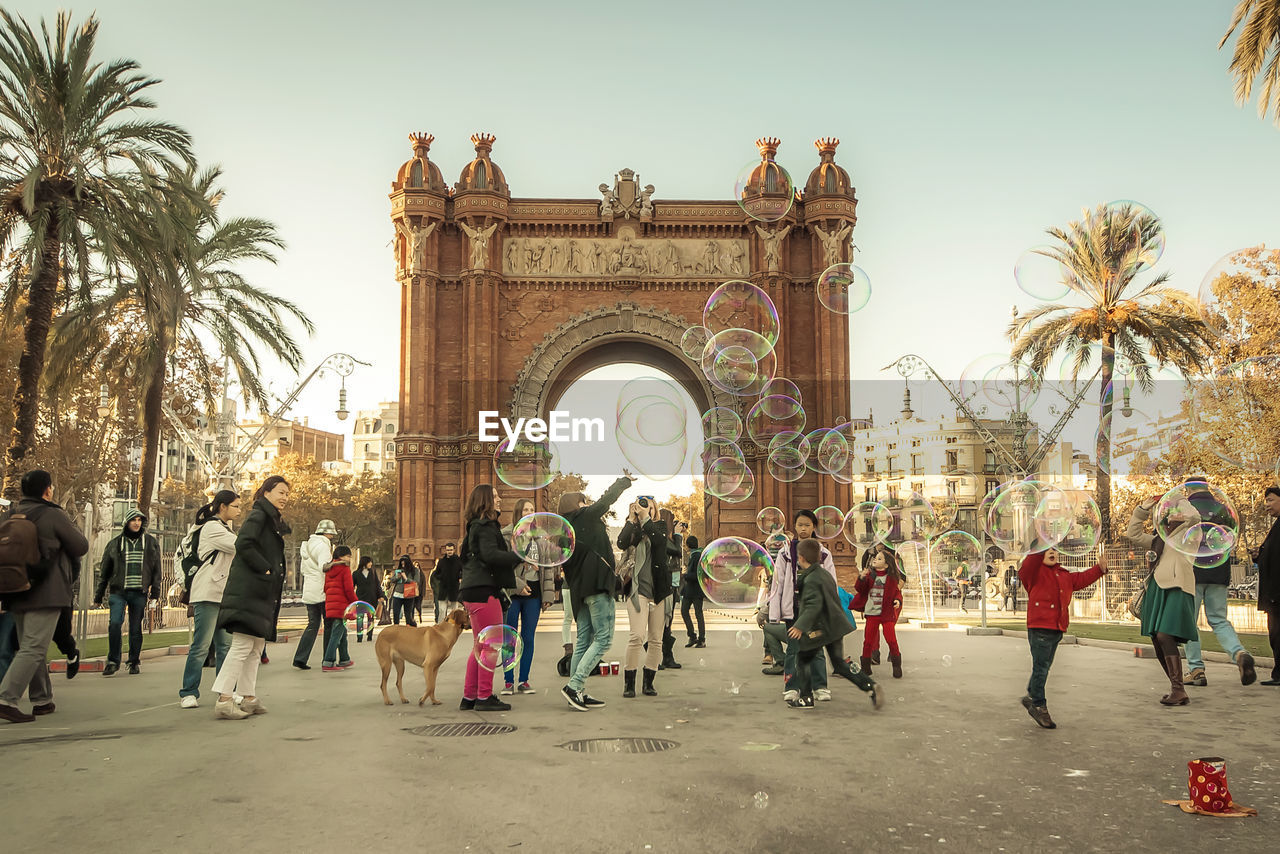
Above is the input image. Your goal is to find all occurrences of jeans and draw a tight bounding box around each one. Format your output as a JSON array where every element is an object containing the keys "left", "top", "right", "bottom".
[
  {"left": 293, "top": 603, "right": 332, "bottom": 666},
  {"left": 322, "top": 617, "right": 350, "bottom": 666},
  {"left": 762, "top": 620, "right": 827, "bottom": 691},
  {"left": 1183, "top": 583, "right": 1244, "bottom": 671},
  {"left": 435, "top": 598, "right": 459, "bottom": 624},
  {"left": 0, "top": 611, "right": 17, "bottom": 684},
  {"left": 463, "top": 597, "right": 504, "bottom": 700},
  {"left": 1026, "top": 627, "right": 1063, "bottom": 706},
  {"left": 681, "top": 596, "right": 705, "bottom": 641},
  {"left": 180, "top": 602, "right": 231, "bottom": 699},
  {"left": 108, "top": 589, "right": 147, "bottom": 665},
  {"left": 504, "top": 596, "right": 541, "bottom": 685},
  {"left": 0, "top": 608, "right": 59, "bottom": 706},
  {"left": 560, "top": 588, "right": 575, "bottom": 645},
  {"left": 569, "top": 593, "right": 615, "bottom": 692},
  {"left": 392, "top": 597, "right": 416, "bottom": 626}
]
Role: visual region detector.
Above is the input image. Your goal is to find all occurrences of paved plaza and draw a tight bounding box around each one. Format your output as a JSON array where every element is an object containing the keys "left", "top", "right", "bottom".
[{"left": 3, "top": 615, "right": 1278, "bottom": 853}]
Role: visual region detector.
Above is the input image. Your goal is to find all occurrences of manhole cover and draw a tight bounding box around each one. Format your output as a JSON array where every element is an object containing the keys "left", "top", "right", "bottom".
[
  {"left": 558, "top": 737, "right": 678, "bottom": 754},
  {"left": 407, "top": 722, "right": 516, "bottom": 737}
]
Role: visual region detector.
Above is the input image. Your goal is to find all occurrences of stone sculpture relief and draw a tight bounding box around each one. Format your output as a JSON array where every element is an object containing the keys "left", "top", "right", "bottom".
[
  {"left": 813, "top": 222, "right": 853, "bottom": 268},
  {"left": 501, "top": 236, "right": 749, "bottom": 278},
  {"left": 395, "top": 219, "right": 437, "bottom": 273},
  {"left": 459, "top": 221, "right": 498, "bottom": 270},
  {"left": 755, "top": 223, "right": 792, "bottom": 273}
]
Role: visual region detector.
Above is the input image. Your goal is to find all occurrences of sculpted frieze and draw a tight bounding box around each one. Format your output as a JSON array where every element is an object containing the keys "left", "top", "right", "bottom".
[{"left": 502, "top": 236, "right": 748, "bottom": 278}]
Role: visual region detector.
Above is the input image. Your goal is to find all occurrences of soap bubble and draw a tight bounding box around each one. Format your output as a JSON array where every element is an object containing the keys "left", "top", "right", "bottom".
[
  {"left": 1014, "top": 246, "right": 1073, "bottom": 301},
  {"left": 813, "top": 506, "right": 844, "bottom": 540},
  {"left": 734, "top": 149, "right": 794, "bottom": 223},
  {"left": 343, "top": 600, "right": 376, "bottom": 634},
  {"left": 987, "top": 480, "right": 1067, "bottom": 555},
  {"left": 1190, "top": 356, "right": 1280, "bottom": 472},
  {"left": 510, "top": 512, "right": 575, "bottom": 567},
  {"left": 1105, "top": 199, "right": 1165, "bottom": 273},
  {"left": 680, "top": 325, "right": 711, "bottom": 360},
  {"left": 817, "top": 263, "right": 872, "bottom": 314},
  {"left": 1154, "top": 481, "right": 1239, "bottom": 567},
  {"left": 756, "top": 506, "right": 786, "bottom": 534},
  {"left": 703, "top": 281, "right": 780, "bottom": 348},
  {"left": 1035, "top": 492, "right": 1100, "bottom": 558},
  {"left": 760, "top": 377, "right": 802, "bottom": 404},
  {"left": 706, "top": 454, "right": 750, "bottom": 499},
  {"left": 473, "top": 624, "right": 522, "bottom": 673},
  {"left": 884, "top": 491, "right": 941, "bottom": 545},
  {"left": 735, "top": 630, "right": 753, "bottom": 649},
  {"left": 699, "top": 537, "right": 772, "bottom": 607},
  {"left": 1197, "top": 248, "right": 1255, "bottom": 342},
  {"left": 701, "top": 407, "right": 742, "bottom": 443},
  {"left": 718, "top": 466, "right": 757, "bottom": 504},
  {"left": 929, "top": 530, "right": 982, "bottom": 580},
  {"left": 746, "top": 396, "right": 806, "bottom": 449},
  {"left": 942, "top": 655, "right": 953, "bottom": 667},
  {"left": 493, "top": 438, "right": 560, "bottom": 491},
  {"left": 842, "top": 501, "right": 893, "bottom": 548},
  {"left": 753, "top": 791, "right": 770, "bottom": 809}
]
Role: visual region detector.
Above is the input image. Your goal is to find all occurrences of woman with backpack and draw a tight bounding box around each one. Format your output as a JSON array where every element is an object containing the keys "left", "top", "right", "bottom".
[
  {"left": 178, "top": 490, "right": 242, "bottom": 709},
  {"left": 212, "top": 476, "right": 291, "bottom": 721}
]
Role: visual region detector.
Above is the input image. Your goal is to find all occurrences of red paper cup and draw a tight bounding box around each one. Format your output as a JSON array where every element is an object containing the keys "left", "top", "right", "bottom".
[
  {"left": 610, "top": 661, "right": 620, "bottom": 675},
  {"left": 599, "top": 662, "right": 609, "bottom": 676}
]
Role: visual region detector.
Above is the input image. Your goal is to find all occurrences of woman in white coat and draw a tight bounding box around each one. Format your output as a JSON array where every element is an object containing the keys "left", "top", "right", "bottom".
[{"left": 178, "top": 490, "right": 243, "bottom": 708}]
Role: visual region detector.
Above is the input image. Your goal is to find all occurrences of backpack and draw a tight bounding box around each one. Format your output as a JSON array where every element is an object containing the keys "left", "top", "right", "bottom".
[
  {"left": 176, "top": 525, "right": 206, "bottom": 597},
  {"left": 0, "top": 506, "right": 53, "bottom": 594}
]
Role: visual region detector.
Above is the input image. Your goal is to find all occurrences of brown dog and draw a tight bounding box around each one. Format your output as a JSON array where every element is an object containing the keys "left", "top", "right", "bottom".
[{"left": 375, "top": 608, "right": 472, "bottom": 706}]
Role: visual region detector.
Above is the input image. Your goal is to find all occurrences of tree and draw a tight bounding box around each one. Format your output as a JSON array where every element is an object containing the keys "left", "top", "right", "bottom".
[
  {"left": 1220, "top": 0, "right": 1280, "bottom": 127},
  {"left": 259, "top": 455, "right": 396, "bottom": 564},
  {"left": 662, "top": 479, "right": 707, "bottom": 543},
  {"left": 53, "top": 166, "right": 312, "bottom": 513},
  {"left": 1010, "top": 203, "right": 1211, "bottom": 540},
  {"left": 544, "top": 471, "right": 588, "bottom": 517},
  {"left": 0, "top": 10, "right": 194, "bottom": 499}
]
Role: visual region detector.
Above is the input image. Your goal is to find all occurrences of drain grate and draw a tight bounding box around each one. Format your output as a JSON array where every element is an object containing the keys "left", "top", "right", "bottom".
[
  {"left": 558, "top": 737, "right": 678, "bottom": 754},
  {"left": 407, "top": 722, "right": 516, "bottom": 737}
]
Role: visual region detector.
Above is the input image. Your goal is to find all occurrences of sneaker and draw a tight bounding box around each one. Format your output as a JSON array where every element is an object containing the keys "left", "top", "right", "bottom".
[
  {"left": 474, "top": 695, "right": 511, "bottom": 712},
  {"left": 1021, "top": 695, "right": 1056, "bottom": 729},
  {"left": 241, "top": 697, "right": 268, "bottom": 715},
  {"left": 581, "top": 693, "right": 606, "bottom": 707},
  {"left": 339, "top": 661, "right": 354, "bottom": 669},
  {"left": 685, "top": 638, "right": 698, "bottom": 647},
  {"left": 1260, "top": 677, "right": 1280, "bottom": 686},
  {"left": 762, "top": 664, "right": 784, "bottom": 676},
  {"left": 102, "top": 663, "right": 119, "bottom": 677},
  {"left": 868, "top": 683, "right": 883, "bottom": 711},
  {"left": 500, "top": 684, "right": 516, "bottom": 696},
  {"left": 0, "top": 703, "right": 35, "bottom": 723},
  {"left": 180, "top": 696, "right": 199, "bottom": 710},
  {"left": 786, "top": 695, "right": 815, "bottom": 709},
  {"left": 782, "top": 689, "right": 798, "bottom": 702},
  {"left": 292, "top": 662, "right": 311, "bottom": 671},
  {"left": 233, "top": 694, "right": 244, "bottom": 705},
  {"left": 32, "top": 702, "right": 55, "bottom": 716},
  {"left": 356, "top": 636, "right": 362, "bottom": 643},
  {"left": 322, "top": 665, "right": 342, "bottom": 672},
  {"left": 214, "top": 699, "right": 250, "bottom": 720},
  {"left": 815, "top": 688, "right": 832, "bottom": 702},
  {"left": 517, "top": 682, "right": 536, "bottom": 694},
  {"left": 459, "top": 698, "right": 476, "bottom": 711},
  {"left": 260, "top": 653, "right": 269, "bottom": 664},
  {"left": 761, "top": 654, "right": 774, "bottom": 666},
  {"left": 1238, "top": 652, "right": 1257, "bottom": 686},
  {"left": 1185, "top": 668, "right": 1208, "bottom": 687},
  {"left": 561, "top": 685, "right": 589, "bottom": 711},
  {"left": 127, "top": 663, "right": 140, "bottom": 675},
  {"left": 66, "top": 650, "right": 80, "bottom": 680}
]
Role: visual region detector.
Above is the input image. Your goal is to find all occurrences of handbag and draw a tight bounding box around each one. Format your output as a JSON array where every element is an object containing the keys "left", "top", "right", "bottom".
[
  {"left": 402, "top": 581, "right": 419, "bottom": 599},
  {"left": 1125, "top": 575, "right": 1150, "bottom": 621}
]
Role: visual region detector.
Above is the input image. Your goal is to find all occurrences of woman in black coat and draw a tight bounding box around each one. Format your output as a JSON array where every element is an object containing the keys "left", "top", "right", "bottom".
[
  {"left": 212, "top": 476, "right": 291, "bottom": 721},
  {"left": 458, "top": 484, "right": 523, "bottom": 712}
]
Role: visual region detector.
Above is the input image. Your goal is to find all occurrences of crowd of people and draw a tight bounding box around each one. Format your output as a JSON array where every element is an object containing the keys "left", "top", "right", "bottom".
[{"left": 1, "top": 469, "right": 1278, "bottom": 729}]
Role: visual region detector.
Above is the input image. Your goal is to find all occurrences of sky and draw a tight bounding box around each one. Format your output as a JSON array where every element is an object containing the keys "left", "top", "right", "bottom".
[{"left": 13, "top": 0, "right": 1279, "bottom": 496}]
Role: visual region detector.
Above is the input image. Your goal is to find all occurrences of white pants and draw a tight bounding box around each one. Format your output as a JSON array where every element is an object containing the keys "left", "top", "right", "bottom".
[
  {"left": 211, "top": 632, "right": 266, "bottom": 698},
  {"left": 560, "top": 588, "right": 575, "bottom": 646},
  {"left": 624, "top": 595, "right": 664, "bottom": 671}
]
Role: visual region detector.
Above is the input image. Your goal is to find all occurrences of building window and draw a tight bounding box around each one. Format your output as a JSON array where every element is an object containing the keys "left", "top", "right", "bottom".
[
  {"left": 865, "top": 445, "right": 874, "bottom": 453},
  {"left": 910, "top": 453, "right": 921, "bottom": 473},
  {"left": 865, "top": 486, "right": 878, "bottom": 502},
  {"left": 364, "top": 442, "right": 371, "bottom": 453},
  {"left": 946, "top": 437, "right": 958, "bottom": 444},
  {"left": 887, "top": 485, "right": 899, "bottom": 502},
  {"left": 911, "top": 481, "right": 924, "bottom": 494},
  {"left": 985, "top": 479, "right": 1000, "bottom": 495},
  {"left": 911, "top": 439, "right": 921, "bottom": 447},
  {"left": 886, "top": 455, "right": 896, "bottom": 474},
  {"left": 865, "top": 459, "right": 876, "bottom": 474},
  {"left": 946, "top": 450, "right": 959, "bottom": 468},
  {"left": 386, "top": 442, "right": 394, "bottom": 453},
  {"left": 985, "top": 449, "right": 996, "bottom": 471},
  {"left": 363, "top": 463, "right": 371, "bottom": 471},
  {"left": 947, "top": 479, "right": 958, "bottom": 498},
  {"left": 387, "top": 423, "right": 395, "bottom": 433}
]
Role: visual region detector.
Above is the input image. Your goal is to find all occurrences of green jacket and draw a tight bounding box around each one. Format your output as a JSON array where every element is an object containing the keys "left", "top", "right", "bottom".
[{"left": 792, "top": 564, "right": 854, "bottom": 651}]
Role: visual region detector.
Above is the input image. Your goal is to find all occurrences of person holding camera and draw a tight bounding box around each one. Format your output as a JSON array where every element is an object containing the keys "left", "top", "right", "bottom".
[{"left": 616, "top": 496, "right": 680, "bottom": 698}]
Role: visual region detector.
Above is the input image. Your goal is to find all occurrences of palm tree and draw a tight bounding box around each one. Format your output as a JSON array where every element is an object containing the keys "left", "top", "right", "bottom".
[
  {"left": 0, "top": 10, "right": 194, "bottom": 498},
  {"left": 52, "top": 166, "right": 313, "bottom": 513},
  {"left": 1008, "top": 203, "right": 1211, "bottom": 540},
  {"left": 1220, "top": 0, "right": 1280, "bottom": 126}
]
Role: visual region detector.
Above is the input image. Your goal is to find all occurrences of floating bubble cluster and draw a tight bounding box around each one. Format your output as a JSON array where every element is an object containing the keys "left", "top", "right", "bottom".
[
  {"left": 510, "top": 512, "right": 575, "bottom": 568},
  {"left": 1154, "top": 481, "right": 1239, "bottom": 568},
  {"left": 698, "top": 537, "right": 772, "bottom": 608}
]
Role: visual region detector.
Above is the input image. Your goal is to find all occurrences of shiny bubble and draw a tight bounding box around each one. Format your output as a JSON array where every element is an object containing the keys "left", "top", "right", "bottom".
[
  {"left": 813, "top": 506, "right": 844, "bottom": 540},
  {"left": 1105, "top": 199, "right": 1165, "bottom": 273},
  {"left": 817, "top": 263, "right": 872, "bottom": 314},
  {"left": 719, "top": 466, "right": 757, "bottom": 504},
  {"left": 884, "top": 491, "right": 941, "bottom": 545},
  {"left": 701, "top": 407, "right": 743, "bottom": 443},
  {"left": 760, "top": 377, "right": 802, "bottom": 404},
  {"left": 703, "top": 281, "right": 780, "bottom": 348},
  {"left": 706, "top": 454, "right": 750, "bottom": 499},
  {"left": 842, "top": 502, "right": 893, "bottom": 548},
  {"left": 756, "top": 506, "right": 786, "bottom": 534},
  {"left": 1014, "top": 246, "right": 1073, "bottom": 301},
  {"left": 766, "top": 455, "right": 806, "bottom": 483},
  {"left": 680, "top": 325, "right": 711, "bottom": 360},
  {"left": 712, "top": 345, "right": 760, "bottom": 393},
  {"left": 929, "top": 530, "right": 982, "bottom": 580},
  {"left": 735, "top": 630, "right": 753, "bottom": 650},
  {"left": 343, "top": 600, "right": 376, "bottom": 633},
  {"left": 1197, "top": 249, "right": 1256, "bottom": 343},
  {"left": 1155, "top": 481, "right": 1239, "bottom": 567},
  {"left": 987, "top": 480, "right": 1067, "bottom": 555},
  {"left": 734, "top": 150, "right": 794, "bottom": 223},
  {"left": 746, "top": 396, "right": 806, "bottom": 448},
  {"left": 511, "top": 512, "right": 575, "bottom": 567},
  {"left": 699, "top": 537, "right": 772, "bottom": 607},
  {"left": 1190, "top": 356, "right": 1280, "bottom": 472},
  {"left": 473, "top": 624, "right": 522, "bottom": 673},
  {"left": 493, "top": 438, "right": 560, "bottom": 491},
  {"left": 753, "top": 791, "right": 770, "bottom": 809},
  {"left": 1036, "top": 492, "right": 1100, "bottom": 558}
]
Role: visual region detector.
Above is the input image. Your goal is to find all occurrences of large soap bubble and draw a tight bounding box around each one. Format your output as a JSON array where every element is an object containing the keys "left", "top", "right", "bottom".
[
  {"left": 928, "top": 530, "right": 982, "bottom": 580},
  {"left": 493, "top": 438, "right": 560, "bottom": 491},
  {"left": 817, "top": 263, "right": 872, "bottom": 314},
  {"left": 699, "top": 537, "right": 773, "bottom": 607},
  {"left": 842, "top": 501, "right": 892, "bottom": 548},
  {"left": 510, "top": 512, "right": 575, "bottom": 568},
  {"left": 1154, "top": 481, "right": 1239, "bottom": 568}
]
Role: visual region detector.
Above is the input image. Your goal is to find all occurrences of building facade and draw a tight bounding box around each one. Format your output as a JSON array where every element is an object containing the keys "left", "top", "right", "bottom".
[
  {"left": 351, "top": 401, "right": 400, "bottom": 474},
  {"left": 237, "top": 416, "right": 346, "bottom": 484}
]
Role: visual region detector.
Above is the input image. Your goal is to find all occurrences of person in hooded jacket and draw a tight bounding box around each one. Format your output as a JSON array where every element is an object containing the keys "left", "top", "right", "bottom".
[
  {"left": 94, "top": 509, "right": 161, "bottom": 676},
  {"left": 1017, "top": 547, "right": 1106, "bottom": 729},
  {"left": 322, "top": 546, "right": 356, "bottom": 671},
  {"left": 212, "top": 476, "right": 291, "bottom": 720},
  {"left": 352, "top": 556, "right": 383, "bottom": 642},
  {"left": 680, "top": 536, "right": 705, "bottom": 648},
  {"left": 292, "top": 519, "right": 336, "bottom": 670},
  {"left": 458, "top": 484, "right": 523, "bottom": 712},
  {"left": 616, "top": 498, "right": 679, "bottom": 698},
  {"left": 178, "top": 490, "right": 241, "bottom": 708},
  {"left": 558, "top": 472, "right": 634, "bottom": 712},
  {"left": 389, "top": 555, "right": 420, "bottom": 626},
  {"left": 1126, "top": 495, "right": 1199, "bottom": 707},
  {"left": 431, "top": 543, "right": 463, "bottom": 624},
  {"left": 760, "top": 510, "right": 837, "bottom": 702}
]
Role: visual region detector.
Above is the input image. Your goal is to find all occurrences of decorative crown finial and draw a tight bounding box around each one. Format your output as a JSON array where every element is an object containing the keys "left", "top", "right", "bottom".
[
  {"left": 755, "top": 137, "right": 781, "bottom": 160},
  {"left": 409, "top": 132, "right": 434, "bottom": 152},
  {"left": 814, "top": 137, "right": 840, "bottom": 157},
  {"left": 471, "top": 132, "right": 496, "bottom": 155}
]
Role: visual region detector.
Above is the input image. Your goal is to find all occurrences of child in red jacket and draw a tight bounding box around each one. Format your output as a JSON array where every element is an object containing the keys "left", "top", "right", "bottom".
[
  {"left": 322, "top": 546, "right": 357, "bottom": 672},
  {"left": 1019, "top": 548, "right": 1106, "bottom": 729},
  {"left": 852, "top": 546, "right": 906, "bottom": 678}
]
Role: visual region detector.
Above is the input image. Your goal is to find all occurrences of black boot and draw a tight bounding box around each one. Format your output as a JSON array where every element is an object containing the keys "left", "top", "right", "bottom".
[
  {"left": 685, "top": 635, "right": 698, "bottom": 647},
  {"left": 860, "top": 656, "right": 873, "bottom": 677},
  {"left": 623, "top": 670, "right": 636, "bottom": 698},
  {"left": 661, "top": 635, "right": 681, "bottom": 669},
  {"left": 642, "top": 668, "right": 658, "bottom": 696}
]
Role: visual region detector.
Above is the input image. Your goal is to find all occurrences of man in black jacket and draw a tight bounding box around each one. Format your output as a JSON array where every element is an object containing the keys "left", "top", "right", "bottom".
[
  {"left": 94, "top": 509, "right": 161, "bottom": 676},
  {"left": 1256, "top": 486, "right": 1280, "bottom": 685},
  {"left": 559, "top": 473, "right": 633, "bottom": 711},
  {"left": 0, "top": 470, "right": 90, "bottom": 724},
  {"left": 431, "top": 542, "right": 463, "bottom": 624}
]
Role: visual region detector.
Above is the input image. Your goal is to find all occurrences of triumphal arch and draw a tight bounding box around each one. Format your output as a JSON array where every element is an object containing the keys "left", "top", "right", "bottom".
[{"left": 389, "top": 132, "right": 859, "bottom": 567}]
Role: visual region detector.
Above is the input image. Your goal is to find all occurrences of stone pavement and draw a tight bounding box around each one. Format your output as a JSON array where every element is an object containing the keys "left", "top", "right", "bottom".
[{"left": 2, "top": 619, "right": 1278, "bottom": 853}]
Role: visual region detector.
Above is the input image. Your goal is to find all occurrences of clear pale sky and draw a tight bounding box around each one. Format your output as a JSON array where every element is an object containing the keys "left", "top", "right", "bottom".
[{"left": 15, "top": 1, "right": 1278, "bottom": 488}]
